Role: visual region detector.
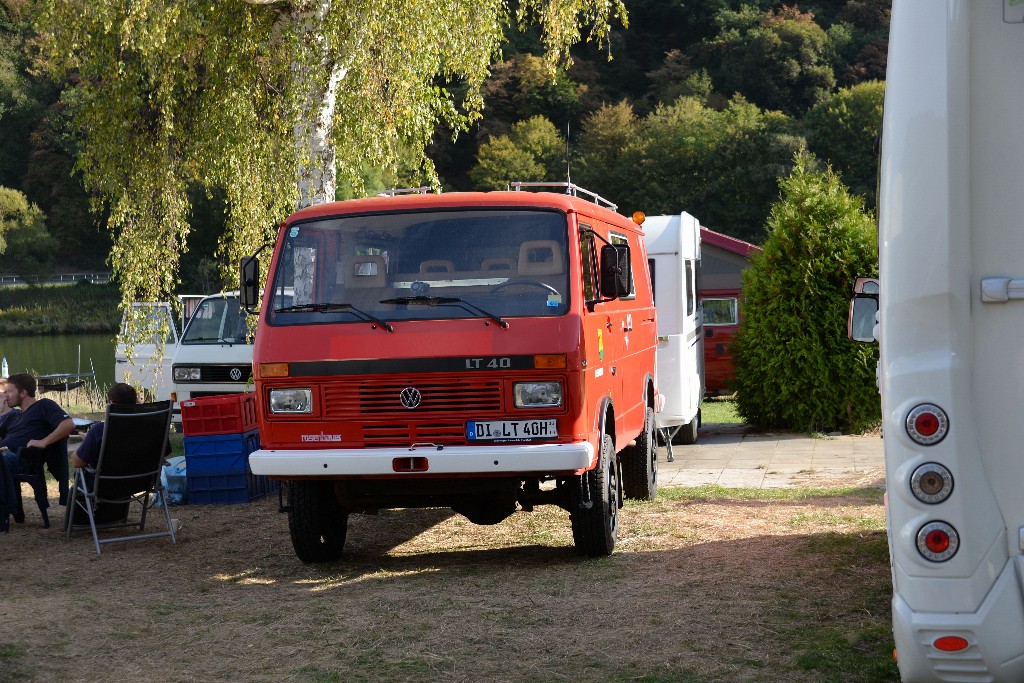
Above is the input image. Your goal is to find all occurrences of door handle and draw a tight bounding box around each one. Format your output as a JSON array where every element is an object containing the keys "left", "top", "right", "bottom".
[{"left": 982, "top": 277, "right": 1024, "bottom": 302}]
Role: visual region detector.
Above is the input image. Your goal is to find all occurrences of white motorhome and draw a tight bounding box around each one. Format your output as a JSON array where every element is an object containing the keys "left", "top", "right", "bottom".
[
  {"left": 849, "top": 2, "right": 1024, "bottom": 679},
  {"left": 170, "top": 292, "right": 254, "bottom": 421},
  {"left": 642, "top": 212, "right": 704, "bottom": 456}
]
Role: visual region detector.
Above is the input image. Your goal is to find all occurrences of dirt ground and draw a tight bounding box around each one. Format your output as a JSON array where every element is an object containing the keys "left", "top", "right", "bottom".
[{"left": 1, "top": 472, "right": 894, "bottom": 683}]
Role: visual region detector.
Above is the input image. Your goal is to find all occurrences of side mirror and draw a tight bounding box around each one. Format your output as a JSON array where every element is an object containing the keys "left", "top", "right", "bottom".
[
  {"left": 240, "top": 256, "right": 260, "bottom": 313},
  {"left": 848, "top": 293, "right": 878, "bottom": 343},
  {"left": 853, "top": 276, "right": 879, "bottom": 295},
  {"left": 600, "top": 244, "right": 631, "bottom": 299}
]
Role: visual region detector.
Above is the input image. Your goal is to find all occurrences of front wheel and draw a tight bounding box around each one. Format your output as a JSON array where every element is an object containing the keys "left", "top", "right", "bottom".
[
  {"left": 288, "top": 480, "right": 348, "bottom": 563},
  {"left": 622, "top": 406, "right": 657, "bottom": 500},
  {"left": 570, "top": 434, "right": 619, "bottom": 557}
]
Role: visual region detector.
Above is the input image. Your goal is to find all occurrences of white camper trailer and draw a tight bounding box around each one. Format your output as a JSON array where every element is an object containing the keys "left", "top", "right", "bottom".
[
  {"left": 847, "top": 1, "right": 1024, "bottom": 679},
  {"left": 642, "top": 212, "right": 704, "bottom": 456}
]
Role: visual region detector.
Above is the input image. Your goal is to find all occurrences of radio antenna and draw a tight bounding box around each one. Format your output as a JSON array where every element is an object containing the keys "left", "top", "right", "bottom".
[{"left": 565, "top": 121, "right": 571, "bottom": 190}]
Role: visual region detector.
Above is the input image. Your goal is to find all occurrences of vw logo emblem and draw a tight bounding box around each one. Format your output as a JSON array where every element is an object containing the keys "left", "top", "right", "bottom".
[
  {"left": 229, "top": 367, "right": 243, "bottom": 381},
  {"left": 400, "top": 387, "right": 422, "bottom": 409}
]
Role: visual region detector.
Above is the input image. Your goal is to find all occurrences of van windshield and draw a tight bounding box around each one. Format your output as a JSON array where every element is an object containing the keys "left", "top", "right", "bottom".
[
  {"left": 266, "top": 209, "right": 570, "bottom": 326},
  {"left": 181, "top": 296, "right": 250, "bottom": 344}
]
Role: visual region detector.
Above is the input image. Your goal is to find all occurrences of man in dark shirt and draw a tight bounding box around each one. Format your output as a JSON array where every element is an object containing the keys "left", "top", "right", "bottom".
[
  {"left": 72, "top": 382, "right": 138, "bottom": 469},
  {"left": 0, "top": 373, "right": 75, "bottom": 475}
]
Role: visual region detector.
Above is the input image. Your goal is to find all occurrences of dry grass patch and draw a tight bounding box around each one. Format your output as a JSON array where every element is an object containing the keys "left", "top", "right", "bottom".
[{"left": 1, "top": 480, "right": 896, "bottom": 682}]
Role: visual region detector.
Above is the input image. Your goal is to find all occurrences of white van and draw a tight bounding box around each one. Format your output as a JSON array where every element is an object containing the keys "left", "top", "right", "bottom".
[
  {"left": 170, "top": 292, "right": 254, "bottom": 421},
  {"left": 642, "top": 212, "right": 704, "bottom": 456}
]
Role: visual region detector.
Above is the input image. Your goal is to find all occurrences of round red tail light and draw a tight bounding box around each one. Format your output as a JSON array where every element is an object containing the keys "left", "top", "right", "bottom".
[
  {"left": 906, "top": 404, "right": 949, "bottom": 445},
  {"left": 916, "top": 521, "right": 959, "bottom": 561}
]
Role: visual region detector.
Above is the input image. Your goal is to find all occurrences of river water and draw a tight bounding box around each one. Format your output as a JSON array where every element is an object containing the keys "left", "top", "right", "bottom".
[{"left": 0, "top": 333, "right": 116, "bottom": 389}]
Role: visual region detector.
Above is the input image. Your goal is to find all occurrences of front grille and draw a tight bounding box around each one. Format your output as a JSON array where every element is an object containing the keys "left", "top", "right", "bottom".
[
  {"left": 322, "top": 378, "right": 504, "bottom": 419},
  {"left": 199, "top": 365, "right": 252, "bottom": 383},
  {"left": 362, "top": 422, "right": 467, "bottom": 447}
]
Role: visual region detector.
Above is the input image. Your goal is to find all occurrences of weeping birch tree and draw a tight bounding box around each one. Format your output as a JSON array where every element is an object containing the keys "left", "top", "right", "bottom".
[{"left": 34, "top": 0, "right": 625, "bottom": 312}]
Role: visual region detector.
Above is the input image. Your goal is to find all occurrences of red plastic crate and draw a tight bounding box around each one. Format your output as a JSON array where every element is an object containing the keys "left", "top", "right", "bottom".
[{"left": 180, "top": 393, "right": 257, "bottom": 437}]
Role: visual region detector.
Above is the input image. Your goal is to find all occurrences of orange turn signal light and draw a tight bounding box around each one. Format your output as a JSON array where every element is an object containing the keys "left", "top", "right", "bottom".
[
  {"left": 260, "top": 362, "right": 290, "bottom": 378},
  {"left": 933, "top": 636, "right": 969, "bottom": 652},
  {"left": 632, "top": 211, "right": 645, "bottom": 225},
  {"left": 534, "top": 354, "right": 567, "bottom": 369}
]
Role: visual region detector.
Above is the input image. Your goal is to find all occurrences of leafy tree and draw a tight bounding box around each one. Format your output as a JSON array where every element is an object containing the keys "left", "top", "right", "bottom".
[
  {"left": 469, "top": 115, "right": 564, "bottom": 189},
  {"left": 732, "top": 153, "right": 879, "bottom": 433},
  {"left": 0, "top": 185, "right": 57, "bottom": 278},
  {"left": 696, "top": 5, "right": 836, "bottom": 116},
  {"left": 804, "top": 80, "right": 884, "bottom": 208},
  {"left": 34, "top": 0, "right": 625, "bottom": 311},
  {"left": 574, "top": 95, "right": 804, "bottom": 242}
]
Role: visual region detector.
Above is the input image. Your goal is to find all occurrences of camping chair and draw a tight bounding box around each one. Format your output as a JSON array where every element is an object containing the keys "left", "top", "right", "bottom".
[
  {"left": 11, "top": 440, "right": 70, "bottom": 528},
  {"left": 64, "top": 401, "right": 176, "bottom": 555}
]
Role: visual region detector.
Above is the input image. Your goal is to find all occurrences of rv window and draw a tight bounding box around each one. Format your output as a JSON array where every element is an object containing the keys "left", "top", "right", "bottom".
[
  {"left": 685, "top": 259, "right": 695, "bottom": 316},
  {"left": 703, "top": 298, "right": 738, "bottom": 326}
]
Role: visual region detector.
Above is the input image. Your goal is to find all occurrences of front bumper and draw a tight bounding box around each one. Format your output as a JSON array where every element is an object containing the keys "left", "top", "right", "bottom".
[{"left": 249, "top": 441, "right": 595, "bottom": 477}]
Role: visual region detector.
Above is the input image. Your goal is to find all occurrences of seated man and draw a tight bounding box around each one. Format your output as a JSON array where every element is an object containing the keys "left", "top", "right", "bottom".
[
  {"left": 71, "top": 382, "right": 138, "bottom": 470},
  {"left": 0, "top": 372, "right": 75, "bottom": 476}
]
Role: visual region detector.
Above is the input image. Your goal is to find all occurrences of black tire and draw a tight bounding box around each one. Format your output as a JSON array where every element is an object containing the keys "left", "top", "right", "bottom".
[
  {"left": 570, "top": 434, "right": 619, "bottom": 557},
  {"left": 621, "top": 406, "right": 657, "bottom": 500},
  {"left": 679, "top": 410, "right": 699, "bottom": 445},
  {"left": 287, "top": 480, "right": 348, "bottom": 563}
]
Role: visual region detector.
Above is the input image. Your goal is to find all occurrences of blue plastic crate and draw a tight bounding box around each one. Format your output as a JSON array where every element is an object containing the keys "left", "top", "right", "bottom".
[
  {"left": 184, "top": 429, "right": 260, "bottom": 476},
  {"left": 186, "top": 469, "right": 277, "bottom": 505}
]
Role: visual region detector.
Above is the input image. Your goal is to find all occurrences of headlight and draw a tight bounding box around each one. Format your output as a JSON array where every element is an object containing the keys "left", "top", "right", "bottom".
[
  {"left": 269, "top": 388, "right": 312, "bottom": 414},
  {"left": 173, "top": 367, "right": 201, "bottom": 381},
  {"left": 513, "top": 382, "right": 562, "bottom": 408}
]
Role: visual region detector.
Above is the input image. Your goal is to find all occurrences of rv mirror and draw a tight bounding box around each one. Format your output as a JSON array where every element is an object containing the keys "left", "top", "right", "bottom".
[
  {"left": 847, "top": 294, "right": 878, "bottom": 343},
  {"left": 600, "top": 244, "right": 631, "bottom": 299},
  {"left": 240, "top": 256, "right": 260, "bottom": 312}
]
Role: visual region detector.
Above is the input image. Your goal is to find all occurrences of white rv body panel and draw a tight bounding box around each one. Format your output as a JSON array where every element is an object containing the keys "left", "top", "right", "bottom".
[
  {"left": 642, "top": 213, "right": 704, "bottom": 432},
  {"left": 880, "top": 1, "right": 1024, "bottom": 679}
]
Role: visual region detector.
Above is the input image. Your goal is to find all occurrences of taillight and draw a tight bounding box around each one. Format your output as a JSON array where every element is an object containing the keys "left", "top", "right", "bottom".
[
  {"left": 916, "top": 521, "right": 959, "bottom": 561},
  {"left": 933, "top": 636, "right": 969, "bottom": 652},
  {"left": 910, "top": 463, "right": 953, "bottom": 504},
  {"left": 906, "top": 403, "right": 948, "bottom": 445}
]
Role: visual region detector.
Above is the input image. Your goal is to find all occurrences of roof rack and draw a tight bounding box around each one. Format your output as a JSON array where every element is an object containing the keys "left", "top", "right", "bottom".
[
  {"left": 508, "top": 181, "right": 618, "bottom": 212},
  {"left": 377, "top": 187, "right": 434, "bottom": 197}
]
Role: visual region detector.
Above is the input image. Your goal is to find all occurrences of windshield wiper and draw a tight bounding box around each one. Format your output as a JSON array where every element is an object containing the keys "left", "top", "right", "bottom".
[
  {"left": 275, "top": 302, "right": 394, "bottom": 332},
  {"left": 379, "top": 296, "right": 509, "bottom": 329}
]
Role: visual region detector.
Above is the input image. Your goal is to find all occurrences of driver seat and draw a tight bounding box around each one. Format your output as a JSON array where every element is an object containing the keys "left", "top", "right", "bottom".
[{"left": 518, "top": 240, "right": 563, "bottom": 276}]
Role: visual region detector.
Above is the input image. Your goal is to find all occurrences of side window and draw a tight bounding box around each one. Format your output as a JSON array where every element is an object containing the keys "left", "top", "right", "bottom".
[
  {"left": 703, "top": 297, "right": 738, "bottom": 325},
  {"left": 648, "top": 258, "right": 656, "bottom": 305},
  {"left": 609, "top": 230, "right": 636, "bottom": 300},
  {"left": 684, "top": 259, "right": 694, "bottom": 316},
  {"left": 580, "top": 225, "right": 597, "bottom": 301}
]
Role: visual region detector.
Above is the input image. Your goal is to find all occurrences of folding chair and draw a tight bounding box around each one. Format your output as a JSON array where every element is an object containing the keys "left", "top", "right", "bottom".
[
  {"left": 64, "top": 401, "right": 177, "bottom": 555},
  {"left": 12, "top": 440, "right": 70, "bottom": 528}
]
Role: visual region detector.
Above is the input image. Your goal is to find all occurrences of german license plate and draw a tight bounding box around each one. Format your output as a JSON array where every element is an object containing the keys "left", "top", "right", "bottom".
[{"left": 467, "top": 419, "right": 558, "bottom": 441}]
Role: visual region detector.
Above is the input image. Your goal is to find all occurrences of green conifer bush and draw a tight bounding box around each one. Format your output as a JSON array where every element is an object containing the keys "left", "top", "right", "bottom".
[{"left": 733, "top": 154, "right": 879, "bottom": 433}]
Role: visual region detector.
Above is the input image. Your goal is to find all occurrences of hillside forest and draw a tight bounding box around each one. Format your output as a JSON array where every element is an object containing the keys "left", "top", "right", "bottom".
[{"left": 0, "top": 0, "right": 888, "bottom": 290}]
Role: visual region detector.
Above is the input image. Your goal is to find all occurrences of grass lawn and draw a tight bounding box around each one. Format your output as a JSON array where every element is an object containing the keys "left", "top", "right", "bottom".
[{"left": 2, "top": 479, "right": 897, "bottom": 682}]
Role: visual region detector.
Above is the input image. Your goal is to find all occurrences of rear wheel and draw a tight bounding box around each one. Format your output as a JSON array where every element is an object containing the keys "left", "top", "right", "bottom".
[
  {"left": 622, "top": 406, "right": 657, "bottom": 500},
  {"left": 288, "top": 481, "right": 348, "bottom": 563},
  {"left": 570, "top": 434, "right": 619, "bottom": 557},
  {"left": 679, "top": 410, "right": 699, "bottom": 445}
]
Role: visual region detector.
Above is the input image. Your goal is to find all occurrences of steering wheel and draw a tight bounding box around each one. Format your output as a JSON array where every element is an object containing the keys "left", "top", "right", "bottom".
[{"left": 490, "top": 279, "right": 560, "bottom": 296}]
